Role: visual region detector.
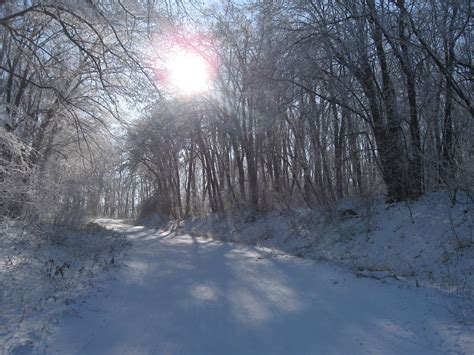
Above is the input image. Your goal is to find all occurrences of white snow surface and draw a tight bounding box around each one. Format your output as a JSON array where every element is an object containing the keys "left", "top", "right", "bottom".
[
  {"left": 0, "top": 223, "right": 128, "bottom": 354},
  {"left": 180, "top": 192, "right": 474, "bottom": 292},
  {"left": 33, "top": 218, "right": 472, "bottom": 354}
]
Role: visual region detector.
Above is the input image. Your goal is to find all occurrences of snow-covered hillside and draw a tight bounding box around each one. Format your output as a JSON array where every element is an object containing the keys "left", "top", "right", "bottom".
[{"left": 177, "top": 192, "right": 474, "bottom": 319}]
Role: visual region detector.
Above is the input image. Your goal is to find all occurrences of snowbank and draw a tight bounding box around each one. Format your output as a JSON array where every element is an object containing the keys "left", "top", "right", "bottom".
[
  {"left": 0, "top": 221, "right": 130, "bottom": 354},
  {"left": 174, "top": 192, "right": 473, "bottom": 318}
]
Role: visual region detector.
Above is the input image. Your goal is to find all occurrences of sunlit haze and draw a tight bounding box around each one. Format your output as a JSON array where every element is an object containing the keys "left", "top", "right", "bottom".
[
  {"left": 166, "top": 48, "right": 212, "bottom": 96},
  {"left": 152, "top": 33, "right": 217, "bottom": 97}
]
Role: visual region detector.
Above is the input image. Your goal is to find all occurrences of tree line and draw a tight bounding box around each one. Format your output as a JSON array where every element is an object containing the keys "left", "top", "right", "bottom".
[
  {"left": 1, "top": 0, "right": 472, "bottom": 222},
  {"left": 123, "top": 0, "right": 472, "bottom": 219},
  {"left": 0, "top": 0, "right": 164, "bottom": 221}
]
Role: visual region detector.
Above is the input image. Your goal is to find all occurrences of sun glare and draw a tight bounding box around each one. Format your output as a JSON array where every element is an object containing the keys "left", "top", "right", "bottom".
[
  {"left": 166, "top": 49, "right": 212, "bottom": 96},
  {"left": 151, "top": 32, "right": 217, "bottom": 97}
]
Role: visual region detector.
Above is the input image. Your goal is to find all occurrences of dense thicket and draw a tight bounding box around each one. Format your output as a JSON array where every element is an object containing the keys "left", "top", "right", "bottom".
[{"left": 1, "top": 0, "right": 472, "bottom": 222}]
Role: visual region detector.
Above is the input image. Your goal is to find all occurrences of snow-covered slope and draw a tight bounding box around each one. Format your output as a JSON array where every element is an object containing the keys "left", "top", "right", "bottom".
[
  {"left": 0, "top": 222, "right": 129, "bottom": 354},
  {"left": 178, "top": 192, "right": 474, "bottom": 319}
]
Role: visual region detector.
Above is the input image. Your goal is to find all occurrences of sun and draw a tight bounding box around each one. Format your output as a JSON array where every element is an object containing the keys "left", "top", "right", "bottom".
[
  {"left": 166, "top": 49, "right": 212, "bottom": 96},
  {"left": 151, "top": 32, "right": 217, "bottom": 97}
]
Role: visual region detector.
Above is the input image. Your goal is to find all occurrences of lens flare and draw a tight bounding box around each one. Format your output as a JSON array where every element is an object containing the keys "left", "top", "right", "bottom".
[
  {"left": 167, "top": 49, "right": 212, "bottom": 96},
  {"left": 152, "top": 33, "right": 217, "bottom": 97}
]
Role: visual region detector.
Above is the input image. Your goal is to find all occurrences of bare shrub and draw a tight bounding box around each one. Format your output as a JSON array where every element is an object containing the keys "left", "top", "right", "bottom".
[{"left": 0, "top": 129, "right": 32, "bottom": 219}]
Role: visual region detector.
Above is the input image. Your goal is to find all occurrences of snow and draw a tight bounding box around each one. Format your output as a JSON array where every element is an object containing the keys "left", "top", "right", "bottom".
[
  {"left": 2, "top": 193, "right": 473, "bottom": 354},
  {"left": 180, "top": 192, "right": 474, "bottom": 294},
  {"left": 35, "top": 218, "right": 472, "bottom": 354},
  {"left": 0, "top": 222, "right": 129, "bottom": 354}
]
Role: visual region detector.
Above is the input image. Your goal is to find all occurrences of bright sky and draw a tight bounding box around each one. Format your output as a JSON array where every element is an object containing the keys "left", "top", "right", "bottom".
[{"left": 151, "top": 31, "right": 218, "bottom": 98}]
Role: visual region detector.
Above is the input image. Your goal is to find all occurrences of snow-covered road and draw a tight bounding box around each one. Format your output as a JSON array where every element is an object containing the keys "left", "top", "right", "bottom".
[{"left": 47, "top": 220, "right": 473, "bottom": 354}]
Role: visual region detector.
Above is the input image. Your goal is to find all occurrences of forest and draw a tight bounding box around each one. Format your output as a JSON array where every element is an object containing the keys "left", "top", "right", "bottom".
[
  {"left": 1, "top": 0, "right": 472, "bottom": 222},
  {"left": 1, "top": 1, "right": 473, "bottom": 354}
]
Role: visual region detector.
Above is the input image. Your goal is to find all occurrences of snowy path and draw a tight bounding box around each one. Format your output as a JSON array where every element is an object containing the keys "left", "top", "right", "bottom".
[{"left": 47, "top": 220, "right": 473, "bottom": 355}]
